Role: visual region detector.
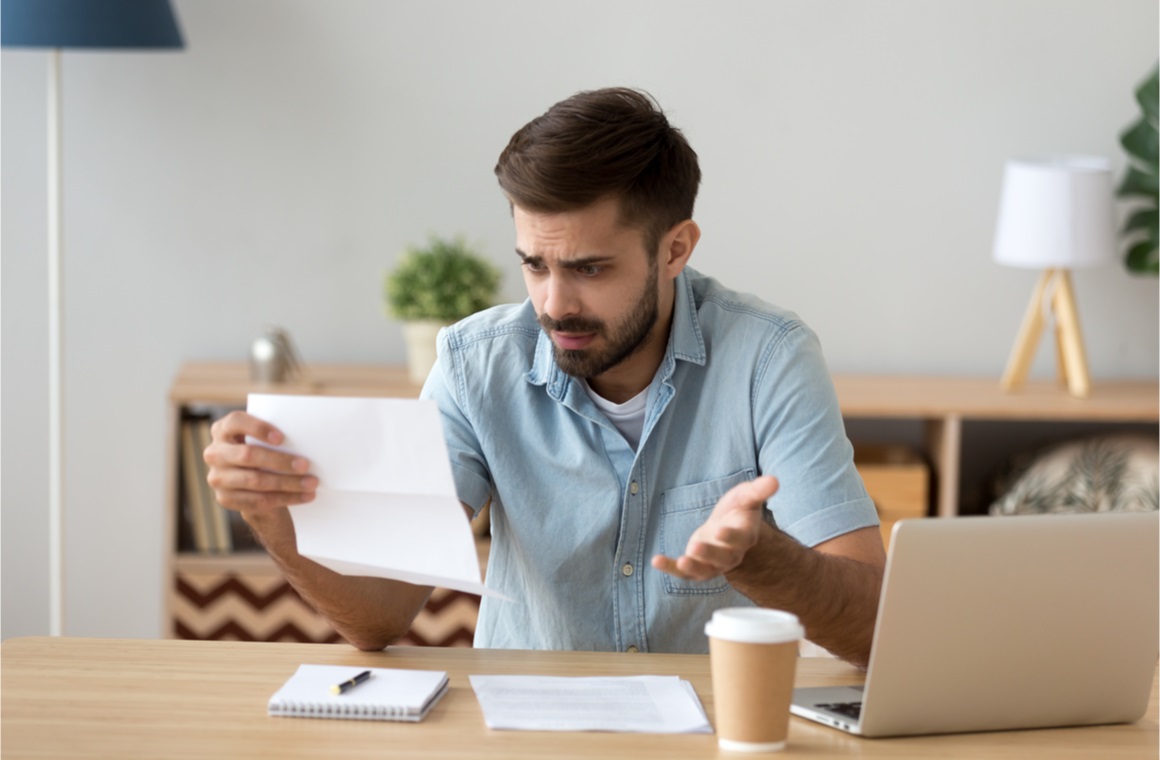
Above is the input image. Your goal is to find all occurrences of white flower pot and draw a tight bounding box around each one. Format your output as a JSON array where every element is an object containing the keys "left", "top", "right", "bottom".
[{"left": 401, "top": 320, "right": 449, "bottom": 385}]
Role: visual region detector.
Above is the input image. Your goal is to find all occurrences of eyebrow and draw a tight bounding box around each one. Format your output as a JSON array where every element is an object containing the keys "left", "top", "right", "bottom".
[{"left": 515, "top": 249, "right": 613, "bottom": 269}]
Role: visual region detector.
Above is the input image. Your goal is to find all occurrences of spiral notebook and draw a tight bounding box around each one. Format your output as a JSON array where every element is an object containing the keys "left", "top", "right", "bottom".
[{"left": 268, "top": 664, "right": 449, "bottom": 722}]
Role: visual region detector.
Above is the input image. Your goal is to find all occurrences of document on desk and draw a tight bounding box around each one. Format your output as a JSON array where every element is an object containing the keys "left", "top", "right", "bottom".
[
  {"left": 469, "top": 674, "right": 711, "bottom": 733},
  {"left": 246, "top": 394, "right": 503, "bottom": 599}
]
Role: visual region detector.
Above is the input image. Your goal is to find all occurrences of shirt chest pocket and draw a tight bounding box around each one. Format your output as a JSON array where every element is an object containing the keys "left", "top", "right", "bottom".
[{"left": 659, "top": 468, "right": 756, "bottom": 596}]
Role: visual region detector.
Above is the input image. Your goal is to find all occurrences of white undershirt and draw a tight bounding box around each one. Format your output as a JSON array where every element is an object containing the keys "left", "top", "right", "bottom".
[{"left": 583, "top": 381, "right": 648, "bottom": 450}]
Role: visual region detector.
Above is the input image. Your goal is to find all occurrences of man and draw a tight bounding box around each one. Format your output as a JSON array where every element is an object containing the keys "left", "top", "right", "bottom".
[{"left": 206, "top": 88, "right": 885, "bottom": 666}]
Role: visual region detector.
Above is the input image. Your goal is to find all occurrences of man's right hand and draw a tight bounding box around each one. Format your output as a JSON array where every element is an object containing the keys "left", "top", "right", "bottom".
[
  {"left": 204, "top": 411, "right": 318, "bottom": 512},
  {"left": 203, "top": 411, "right": 429, "bottom": 651}
]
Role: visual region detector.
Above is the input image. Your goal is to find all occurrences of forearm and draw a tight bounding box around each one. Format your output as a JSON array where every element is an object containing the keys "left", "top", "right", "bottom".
[
  {"left": 725, "top": 523, "right": 882, "bottom": 668},
  {"left": 241, "top": 507, "right": 432, "bottom": 651}
]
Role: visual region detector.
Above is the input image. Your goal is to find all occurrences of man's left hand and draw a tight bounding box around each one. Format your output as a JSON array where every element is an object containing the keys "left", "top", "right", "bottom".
[{"left": 651, "top": 475, "right": 779, "bottom": 581}]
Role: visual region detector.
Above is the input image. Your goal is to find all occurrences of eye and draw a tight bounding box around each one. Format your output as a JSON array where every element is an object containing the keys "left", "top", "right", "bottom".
[
  {"left": 576, "top": 265, "right": 602, "bottom": 277},
  {"left": 521, "top": 259, "right": 546, "bottom": 273}
]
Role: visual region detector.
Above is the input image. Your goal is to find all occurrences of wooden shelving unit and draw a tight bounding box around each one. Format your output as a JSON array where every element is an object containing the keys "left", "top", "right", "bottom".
[
  {"left": 833, "top": 376, "right": 1158, "bottom": 517},
  {"left": 165, "top": 364, "right": 1158, "bottom": 643},
  {"left": 165, "top": 363, "right": 482, "bottom": 646}
]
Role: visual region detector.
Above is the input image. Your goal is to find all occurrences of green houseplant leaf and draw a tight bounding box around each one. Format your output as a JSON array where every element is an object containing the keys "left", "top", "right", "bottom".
[
  {"left": 1120, "top": 118, "right": 1159, "bottom": 169},
  {"left": 1118, "top": 165, "right": 1159, "bottom": 199},
  {"left": 1126, "top": 238, "right": 1159, "bottom": 272},
  {"left": 1123, "top": 207, "right": 1159, "bottom": 234},
  {"left": 1135, "top": 64, "right": 1159, "bottom": 124},
  {"left": 384, "top": 236, "right": 501, "bottom": 322},
  {"left": 1117, "top": 64, "right": 1159, "bottom": 275}
]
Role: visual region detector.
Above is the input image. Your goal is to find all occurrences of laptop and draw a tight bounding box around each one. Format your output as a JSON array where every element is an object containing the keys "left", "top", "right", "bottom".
[{"left": 791, "top": 510, "right": 1159, "bottom": 738}]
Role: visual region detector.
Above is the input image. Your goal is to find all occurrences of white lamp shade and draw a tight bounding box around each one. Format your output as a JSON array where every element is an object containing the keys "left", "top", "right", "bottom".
[{"left": 992, "top": 155, "right": 1116, "bottom": 269}]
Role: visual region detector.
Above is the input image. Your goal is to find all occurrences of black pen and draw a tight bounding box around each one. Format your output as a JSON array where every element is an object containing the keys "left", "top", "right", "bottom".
[{"left": 330, "top": 670, "right": 372, "bottom": 695}]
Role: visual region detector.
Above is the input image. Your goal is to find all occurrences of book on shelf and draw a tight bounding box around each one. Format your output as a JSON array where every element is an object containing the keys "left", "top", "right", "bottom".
[
  {"left": 178, "top": 411, "right": 262, "bottom": 555},
  {"left": 180, "top": 418, "right": 212, "bottom": 554},
  {"left": 193, "top": 417, "right": 232, "bottom": 553}
]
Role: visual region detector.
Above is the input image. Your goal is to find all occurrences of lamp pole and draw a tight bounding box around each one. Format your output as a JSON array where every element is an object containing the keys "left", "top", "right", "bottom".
[{"left": 47, "top": 47, "right": 65, "bottom": 636}]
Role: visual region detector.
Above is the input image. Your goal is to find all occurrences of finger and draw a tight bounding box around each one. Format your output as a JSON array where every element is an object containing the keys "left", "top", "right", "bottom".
[
  {"left": 215, "top": 488, "right": 316, "bottom": 512},
  {"left": 208, "top": 465, "right": 318, "bottom": 496},
  {"left": 685, "top": 539, "right": 744, "bottom": 572},
  {"left": 678, "top": 514, "right": 759, "bottom": 567},
  {"left": 211, "top": 411, "right": 286, "bottom": 447},
  {"left": 716, "top": 475, "right": 779, "bottom": 515},
  {"left": 674, "top": 554, "right": 722, "bottom": 582},
  {"left": 695, "top": 519, "right": 762, "bottom": 558},
  {"left": 206, "top": 440, "right": 310, "bottom": 476},
  {"left": 651, "top": 554, "right": 686, "bottom": 578},
  {"left": 651, "top": 553, "right": 721, "bottom": 582}
]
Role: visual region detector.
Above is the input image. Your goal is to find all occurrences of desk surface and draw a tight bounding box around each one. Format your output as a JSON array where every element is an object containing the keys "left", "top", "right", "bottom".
[{"left": 1, "top": 637, "right": 1156, "bottom": 759}]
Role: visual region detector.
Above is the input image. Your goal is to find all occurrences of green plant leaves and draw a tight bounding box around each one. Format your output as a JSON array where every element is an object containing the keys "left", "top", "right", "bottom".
[
  {"left": 1118, "top": 165, "right": 1159, "bottom": 198},
  {"left": 1126, "top": 239, "right": 1159, "bottom": 274},
  {"left": 384, "top": 236, "right": 502, "bottom": 321},
  {"left": 1136, "top": 66, "right": 1158, "bottom": 124},
  {"left": 1117, "top": 63, "right": 1159, "bottom": 275},
  {"left": 1120, "top": 118, "right": 1159, "bottom": 170},
  {"left": 1123, "top": 207, "right": 1159, "bottom": 234}
]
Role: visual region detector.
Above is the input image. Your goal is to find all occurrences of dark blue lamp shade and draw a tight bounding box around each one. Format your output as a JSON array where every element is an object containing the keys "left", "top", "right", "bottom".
[{"left": 2, "top": 0, "right": 184, "bottom": 49}]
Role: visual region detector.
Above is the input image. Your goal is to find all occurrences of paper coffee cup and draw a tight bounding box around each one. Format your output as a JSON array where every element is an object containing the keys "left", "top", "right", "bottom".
[{"left": 705, "top": 608, "right": 803, "bottom": 752}]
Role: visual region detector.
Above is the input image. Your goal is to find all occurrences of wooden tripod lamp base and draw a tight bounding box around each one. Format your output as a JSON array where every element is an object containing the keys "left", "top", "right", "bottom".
[{"left": 1000, "top": 268, "right": 1091, "bottom": 398}]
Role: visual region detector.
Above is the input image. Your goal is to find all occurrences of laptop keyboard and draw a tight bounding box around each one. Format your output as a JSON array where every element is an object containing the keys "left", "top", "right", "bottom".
[{"left": 815, "top": 701, "right": 862, "bottom": 720}]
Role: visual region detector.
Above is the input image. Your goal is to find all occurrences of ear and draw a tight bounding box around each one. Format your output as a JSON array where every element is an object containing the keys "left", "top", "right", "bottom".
[{"left": 659, "top": 219, "right": 700, "bottom": 278}]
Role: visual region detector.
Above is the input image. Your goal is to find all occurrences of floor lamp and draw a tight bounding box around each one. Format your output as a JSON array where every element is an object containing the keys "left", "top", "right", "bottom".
[
  {"left": 1, "top": 0, "right": 184, "bottom": 636},
  {"left": 992, "top": 156, "right": 1116, "bottom": 399}
]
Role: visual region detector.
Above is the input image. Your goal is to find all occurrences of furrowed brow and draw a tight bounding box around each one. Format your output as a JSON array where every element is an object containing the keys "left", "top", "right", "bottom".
[
  {"left": 515, "top": 248, "right": 611, "bottom": 269},
  {"left": 515, "top": 249, "right": 542, "bottom": 267},
  {"left": 560, "top": 255, "right": 613, "bottom": 268}
]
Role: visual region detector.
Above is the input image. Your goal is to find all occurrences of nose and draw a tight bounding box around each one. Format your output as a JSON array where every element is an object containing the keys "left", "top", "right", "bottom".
[{"left": 542, "top": 274, "right": 580, "bottom": 322}]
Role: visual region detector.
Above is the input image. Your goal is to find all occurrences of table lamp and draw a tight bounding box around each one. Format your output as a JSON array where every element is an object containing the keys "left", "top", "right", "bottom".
[
  {"left": 2, "top": 0, "right": 184, "bottom": 636},
  {"left": 992, "top": 156, "right": 1116, "bottom": 399}
]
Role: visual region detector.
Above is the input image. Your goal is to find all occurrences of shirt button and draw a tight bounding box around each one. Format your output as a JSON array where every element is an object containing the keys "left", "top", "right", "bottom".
[
  {"left": 621, "top": 563, "right": 634, "bottom": 577},
  {"left": 629, "top": 481, "right": 639, "bottom": 495},
  {"left": 626, "top": 645, "right": 639, "bottom": 653}
]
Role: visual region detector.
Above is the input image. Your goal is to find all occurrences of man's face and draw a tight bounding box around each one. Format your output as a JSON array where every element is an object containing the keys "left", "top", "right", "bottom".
[{"left": 514, "top": 197, "right": 662, "bottom": 380}]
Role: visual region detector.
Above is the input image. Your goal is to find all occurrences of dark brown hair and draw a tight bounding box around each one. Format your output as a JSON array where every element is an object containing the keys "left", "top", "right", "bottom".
[{"left": 495, "top": 87, "right": 701, "bottom": 254}]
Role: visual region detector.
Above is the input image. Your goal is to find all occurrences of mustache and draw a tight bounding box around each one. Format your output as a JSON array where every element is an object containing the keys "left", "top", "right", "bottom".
[{"left": 539, "top": 314, "right": 604, "bottom": 334}]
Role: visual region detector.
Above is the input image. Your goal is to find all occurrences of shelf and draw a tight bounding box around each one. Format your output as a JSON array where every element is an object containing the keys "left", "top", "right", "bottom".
[
  {"left": 833, "top": 376, "right": 1158, "bottom": 422},
  {"left": 175, "top": 551, "right": 279, "bottom": 575},
  {"left": 174, "top": 538, "right": 491, "bottom": 578},
  {"left": 170, "top": 363, "right": 420, "bottom": 405},
  {"left": 833, "top": 375, "right": 1157, "bottom": 517}
]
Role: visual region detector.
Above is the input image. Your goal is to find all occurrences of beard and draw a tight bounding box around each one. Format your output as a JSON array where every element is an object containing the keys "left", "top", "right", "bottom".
[{"left": 539, "top": 258, "right": 660, "bottom": 380}]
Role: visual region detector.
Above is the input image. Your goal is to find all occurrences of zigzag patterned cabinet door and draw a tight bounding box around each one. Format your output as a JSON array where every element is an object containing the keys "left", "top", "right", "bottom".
[{"left": 171, "top": 556, "right": 482, "bottom": 646}]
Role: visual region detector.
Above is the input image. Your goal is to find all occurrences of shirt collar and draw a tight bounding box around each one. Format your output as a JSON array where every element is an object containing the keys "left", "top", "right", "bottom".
[
  {"left": 526, "top": 268, "right": 707, "bottom": 394},
  {"left": 669, "top": 266, "right": 707, "bottom": 366}
]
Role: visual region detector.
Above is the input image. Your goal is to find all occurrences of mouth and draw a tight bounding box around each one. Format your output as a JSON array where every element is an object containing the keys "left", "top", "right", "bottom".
[{"left": 552, "top": 331, "right": 597, "bottom": 351}]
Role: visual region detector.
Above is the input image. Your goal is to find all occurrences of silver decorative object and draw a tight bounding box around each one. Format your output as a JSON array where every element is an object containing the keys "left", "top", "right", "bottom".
[{"left": 250, "top": 326, "right": 303, "bottom": 384}]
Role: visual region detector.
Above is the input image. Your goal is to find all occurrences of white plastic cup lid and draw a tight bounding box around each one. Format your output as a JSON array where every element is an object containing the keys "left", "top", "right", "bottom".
[{"left": 704, "top": 607, "right": 804, "bottom": 644}]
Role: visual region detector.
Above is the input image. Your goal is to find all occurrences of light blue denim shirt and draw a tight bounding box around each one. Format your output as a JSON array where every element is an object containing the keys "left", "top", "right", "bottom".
[{"left": 421, "top": 267, "right": 878, "bottom": 653}]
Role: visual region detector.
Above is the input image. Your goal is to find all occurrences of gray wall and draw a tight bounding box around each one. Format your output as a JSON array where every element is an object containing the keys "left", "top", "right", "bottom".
[{"left": 3, "top": 0, "right": 1157, "bottom": 639}]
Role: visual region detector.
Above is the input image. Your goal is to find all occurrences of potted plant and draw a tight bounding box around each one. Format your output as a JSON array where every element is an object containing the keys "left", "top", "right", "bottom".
[
  {"left": 1117, "top": 64, "right": 1158, "bottom": 275},
  {"left": 385, "top": 235, "right": 501, "bottom": 383}
]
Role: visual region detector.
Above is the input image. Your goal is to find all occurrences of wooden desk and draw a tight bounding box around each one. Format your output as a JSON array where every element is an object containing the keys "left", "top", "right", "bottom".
[{"left": 2, "top": 638, "right": 1156, "bottom": 759}]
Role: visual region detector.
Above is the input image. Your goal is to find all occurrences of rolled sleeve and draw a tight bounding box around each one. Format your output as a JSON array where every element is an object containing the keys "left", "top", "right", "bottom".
[
  {"left": 752, "top": 323, "right": 879, "bottom": 547},
  {"left": 776, "top": 497, "right": 880, "bottom": 547}
]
